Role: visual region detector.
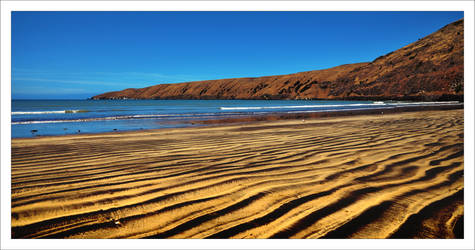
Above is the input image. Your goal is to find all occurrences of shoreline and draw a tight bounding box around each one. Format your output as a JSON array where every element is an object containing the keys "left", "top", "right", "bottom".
[
  {"left": 11, "top": 103, "right": 463, "bottom": 140},
  {"left": 192, "top": 103, "right": 463, "bottom": 126}
]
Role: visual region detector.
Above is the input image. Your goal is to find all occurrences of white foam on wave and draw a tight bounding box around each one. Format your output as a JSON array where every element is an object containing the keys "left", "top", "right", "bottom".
[
  {"left": 286, "top": 107, "right": 396, "bottom": 114},
  {"left": 131, "top": 114, "right": 169, "bottom": 118},
  {"left": 219, "top": 101, "right": 460, "bottom": 110},
  {"left": 12, "top": 110, "right": 88, "bottom": 115},
  {"left": 11, "top": 115, "right": 144, "bottom": 125},
  {"left": 11, "top": 113, "right": 227, "bottom": 125},
  {"left": 220, "top": 104, "right": 373, "bottom": 110},
  {"left": 386, "top": 101, "right": 460, "bottom": 105},
  {"left": 12, "top": 120, "right": 73, "bottom": 124},
  {"left": 11, "top": 101, "right": 462, "bottom": 125}
]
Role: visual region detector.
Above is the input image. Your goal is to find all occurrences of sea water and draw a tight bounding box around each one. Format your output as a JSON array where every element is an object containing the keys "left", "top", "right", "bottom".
[{"left": 11, "top": 99, "right": 460, "bottom": 138}]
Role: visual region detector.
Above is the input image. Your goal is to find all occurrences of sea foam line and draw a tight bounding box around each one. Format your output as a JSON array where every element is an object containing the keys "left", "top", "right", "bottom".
[
  {"left": 11, "top": 101, "right": 461, "bottom": 125},
  {"left": 220, "top": 103, "right": 380, "bottom": 110},
  {"left": 11, "top": 113, "right": 237, "bottom": 125},
  {"left": 12, "top": 117, "right": 132, "bottom": 125},
  {"left": 219, "top": 101, "right": 460, "bottom": 110},
  {"left": 12, "top": 110, "right": 89, "bottom": 115}
]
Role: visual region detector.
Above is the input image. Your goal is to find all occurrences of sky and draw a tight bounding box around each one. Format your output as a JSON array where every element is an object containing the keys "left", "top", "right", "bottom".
[{"left": 11, "top": 11, "right": 464, "bottom": 99}]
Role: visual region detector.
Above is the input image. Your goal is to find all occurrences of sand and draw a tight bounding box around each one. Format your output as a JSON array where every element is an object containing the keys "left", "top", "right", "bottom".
[{"left": 11, "top": 109, "right": 464, "bottom": 239}]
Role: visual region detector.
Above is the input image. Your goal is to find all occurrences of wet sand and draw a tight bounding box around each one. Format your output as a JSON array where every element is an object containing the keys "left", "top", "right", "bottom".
[{"left": 11, "top": 109, "right": 464, "bottom": 239}]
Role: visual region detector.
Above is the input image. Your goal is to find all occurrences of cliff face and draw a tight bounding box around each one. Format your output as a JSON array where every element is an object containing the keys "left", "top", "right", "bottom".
[{"left": 93, "top": 19, "right": 464, "bottom": 101}]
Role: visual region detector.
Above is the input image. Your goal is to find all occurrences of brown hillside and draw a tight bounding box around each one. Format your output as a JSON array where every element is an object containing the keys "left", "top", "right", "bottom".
[{"left": 93, "top": 19, "right": 463, "bottom": 101}]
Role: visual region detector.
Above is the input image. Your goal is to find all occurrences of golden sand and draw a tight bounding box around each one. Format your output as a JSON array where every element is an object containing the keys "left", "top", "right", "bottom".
[{"left": 11, "top": 109, "right": 464, "bottom": 239}]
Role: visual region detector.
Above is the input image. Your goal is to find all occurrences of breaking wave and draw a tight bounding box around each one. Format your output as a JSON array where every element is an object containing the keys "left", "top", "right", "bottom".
[
  {"left": 219, "top": 101, "right": 460, "bottom": 110},
  {"left": 12, "top": 110, "right": 89, "bottom": 115}
]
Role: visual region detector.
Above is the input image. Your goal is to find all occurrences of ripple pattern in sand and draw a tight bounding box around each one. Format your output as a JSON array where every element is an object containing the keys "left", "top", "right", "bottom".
[{"left": 11, "top": 110, "right": 464, "bottom": 239}]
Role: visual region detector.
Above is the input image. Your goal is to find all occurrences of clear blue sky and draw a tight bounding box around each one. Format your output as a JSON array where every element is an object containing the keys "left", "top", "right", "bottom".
[{"left": 12, "top": 11, "right": 463, "bottom": 99}]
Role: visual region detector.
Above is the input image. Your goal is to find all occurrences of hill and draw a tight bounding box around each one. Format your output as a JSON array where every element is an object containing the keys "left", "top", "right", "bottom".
[{"left": 92, "top": 19, "right": 463, "bottom": 101}]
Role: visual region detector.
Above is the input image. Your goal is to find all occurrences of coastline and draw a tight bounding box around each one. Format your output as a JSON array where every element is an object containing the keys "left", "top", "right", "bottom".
[
  {"left": 11, "top": 102, "right": 463, "bottom": 139},
  {"left": 11, "top": 108, "right": 464, "bottom": 238}
]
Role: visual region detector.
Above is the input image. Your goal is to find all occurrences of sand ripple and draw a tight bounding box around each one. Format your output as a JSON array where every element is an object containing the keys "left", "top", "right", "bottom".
[{"left": 11, "top": 109, "right": 464, "bottom": 239}]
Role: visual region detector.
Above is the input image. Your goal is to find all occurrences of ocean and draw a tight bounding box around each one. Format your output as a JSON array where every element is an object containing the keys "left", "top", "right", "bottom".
[{"left": 11, "top": 99, "right": 460, "bottom": 138}]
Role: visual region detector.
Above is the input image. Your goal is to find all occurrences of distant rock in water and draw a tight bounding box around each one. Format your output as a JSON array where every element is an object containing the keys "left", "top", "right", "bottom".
[{"left": 92, "top": 19, "right": 463, "bottom": 102}]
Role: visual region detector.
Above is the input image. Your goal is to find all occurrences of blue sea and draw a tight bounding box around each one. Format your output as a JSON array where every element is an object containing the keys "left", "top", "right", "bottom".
[{"left": 11, "top": 99, "right": 460, "bottom": 138}]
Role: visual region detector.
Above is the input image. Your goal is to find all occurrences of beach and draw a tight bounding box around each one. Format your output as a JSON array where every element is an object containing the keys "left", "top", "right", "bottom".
[{"left": 11, "top": 108, "right": 464, "bottom": 239}]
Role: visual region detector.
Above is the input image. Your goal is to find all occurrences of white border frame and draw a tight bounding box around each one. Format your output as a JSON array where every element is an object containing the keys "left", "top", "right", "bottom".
[{"left": 1, "top": 1, "right": 474, "bottom": 249}]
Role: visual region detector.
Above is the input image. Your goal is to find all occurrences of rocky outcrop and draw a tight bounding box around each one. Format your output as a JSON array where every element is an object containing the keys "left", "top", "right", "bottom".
[{"left": 93, "top": 19, "right": 463, "bottom": 101}]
